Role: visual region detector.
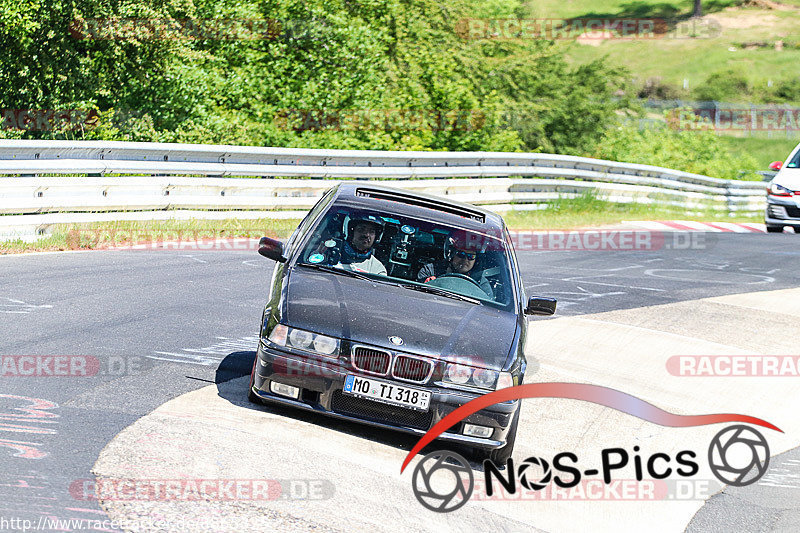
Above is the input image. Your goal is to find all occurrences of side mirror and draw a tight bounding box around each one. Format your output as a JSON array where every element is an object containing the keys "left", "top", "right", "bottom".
[
  {"left": 258, "top": 236, "right": 287, "bottom": 263},
  {"left": 769, "top": 161, "right": 783, "bottom": 171},
  {"left": 525, "top": 296, "right": 557, "bottom": 316}
]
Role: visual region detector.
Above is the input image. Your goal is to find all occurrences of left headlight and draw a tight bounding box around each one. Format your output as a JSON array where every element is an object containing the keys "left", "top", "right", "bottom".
[
  {"left": 441, "top": 364, "right": 512, "bottom": 391},
  {"left": 768, "top": 183, "right": 793, "bottom": 197},
  {"left": 267, "top": 324, "right": 340, "bottom": 358}
]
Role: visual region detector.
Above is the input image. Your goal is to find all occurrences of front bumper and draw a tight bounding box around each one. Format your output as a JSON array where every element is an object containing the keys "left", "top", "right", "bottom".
[
  {"left": 766, "top": 196, "right": 800, "bottom": 228},
  {"left": 250, "top": 341, "right": 518, "bottom": 450}
]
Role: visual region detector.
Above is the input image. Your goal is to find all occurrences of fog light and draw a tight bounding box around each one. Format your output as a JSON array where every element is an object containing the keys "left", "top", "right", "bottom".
[
  {"left": 269, "top": 381, "right": 300, "bottom": 399},
  {"left": 463, "top": 424, "right": 493, "bottom": 438}
]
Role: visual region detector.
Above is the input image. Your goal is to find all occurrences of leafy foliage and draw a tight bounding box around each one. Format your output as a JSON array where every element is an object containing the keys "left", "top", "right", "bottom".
[
  {"left": 0, "top": 0, "right": 631, "bottom": 153},
  {"left": 692, "top": 68, "right": 751, "bottom": 103},
  {"left": 591, "top": 113, "right": 761, "bottom": 181}
]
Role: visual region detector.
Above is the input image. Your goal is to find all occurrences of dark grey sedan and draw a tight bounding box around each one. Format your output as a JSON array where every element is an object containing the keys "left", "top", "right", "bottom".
[{"left": 248, "top": 182, "right": 555, "bottom": 462}]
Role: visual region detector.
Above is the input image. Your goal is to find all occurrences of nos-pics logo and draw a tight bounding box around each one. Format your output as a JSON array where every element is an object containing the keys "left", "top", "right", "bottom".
[{"left": 411, "top": 425, "right": 770, "bottom": 512}]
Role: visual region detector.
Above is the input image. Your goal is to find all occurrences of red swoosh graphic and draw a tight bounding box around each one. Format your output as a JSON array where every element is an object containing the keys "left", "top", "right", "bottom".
[{"left": 400, "top": 383, "right": 782, "bottom": 473}]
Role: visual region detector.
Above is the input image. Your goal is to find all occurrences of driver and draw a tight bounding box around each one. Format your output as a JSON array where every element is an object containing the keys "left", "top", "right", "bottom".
[
  {"left": 334, "top": 213, "right": 387, "bottom": 276},
  {"left": 416, "top": 233, "right": 492, "bottom": 297}
]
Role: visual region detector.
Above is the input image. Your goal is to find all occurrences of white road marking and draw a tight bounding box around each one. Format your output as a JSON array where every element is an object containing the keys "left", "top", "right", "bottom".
[
  {"left": 644, "top": 269, "right": 775, "bottom": 285},
  {"left": 148, "top": 335, "right": 260, "bottom": 366},
  {"left": 543, "top": 288, "right": 626, "bottom": 303},
  {"left": 560, "top": 274, "right": 666, "bottom": 292},
  {"left": 0, "top": 299, "right": 53, "bottom": 314},
  {"left": 534, "top": 275, "right": 663, "bottom": 292},
  {"left": 758, "top": 459, "right": 800, "bottom": 488},
  {"left": 180, "top": 255, "right": 207, "bottom": 263},
  {"left": 543, "top": 263, "right": 648, "bottom": 272}
]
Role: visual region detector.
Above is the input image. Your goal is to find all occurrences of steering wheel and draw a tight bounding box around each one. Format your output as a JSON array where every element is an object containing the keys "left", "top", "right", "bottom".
[{"left": 434, "top": 272, "right": 483, "bottom": 289}]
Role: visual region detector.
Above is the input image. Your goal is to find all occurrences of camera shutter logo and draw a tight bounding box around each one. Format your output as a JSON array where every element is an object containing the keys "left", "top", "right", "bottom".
[
  {"left": 708, "top": 425, "right": 770, "bottom": 487},
  {"left": 518, "top": 456, "right": 552, "bottom": 491},
  {"left": 411, "top": 451, "right": 473, "bottom": 512}
]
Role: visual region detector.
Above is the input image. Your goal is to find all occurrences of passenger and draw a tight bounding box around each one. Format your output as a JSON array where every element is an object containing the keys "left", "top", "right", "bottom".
[{"left": 417, "top": 234, "right": 492, "bottom": 297}]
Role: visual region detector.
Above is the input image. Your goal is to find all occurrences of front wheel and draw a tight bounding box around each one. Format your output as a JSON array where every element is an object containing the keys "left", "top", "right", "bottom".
[{"left": 766, "top": 225, "right": 784, "bottom": 233}]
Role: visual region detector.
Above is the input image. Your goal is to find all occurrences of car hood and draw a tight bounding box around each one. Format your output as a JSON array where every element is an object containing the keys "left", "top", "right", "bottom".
[
  {"left": 774, "top": 169, "right": 800, "bottom": 191},
  {"left": 283, "top": 267, "right": 518, "bottom": 370}
]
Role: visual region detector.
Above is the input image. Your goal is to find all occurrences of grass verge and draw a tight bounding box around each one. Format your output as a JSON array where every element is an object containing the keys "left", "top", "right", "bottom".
[
  {"left": 0, "top": 218, "right": 302, "bottom": 255},
  {"left": 500, "top": 192, "right": 762, "bottom": 229},
  {"left": 717, "top": 135, "right": 798, "bottom": 169}
]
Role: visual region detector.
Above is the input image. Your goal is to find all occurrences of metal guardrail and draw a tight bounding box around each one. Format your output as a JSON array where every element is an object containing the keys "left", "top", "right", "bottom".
[{"left": 0, "top": 140, "right": 767, "bottom": 239}]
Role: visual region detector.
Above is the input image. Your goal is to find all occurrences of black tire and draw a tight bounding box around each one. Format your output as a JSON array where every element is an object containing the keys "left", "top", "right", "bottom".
[
  {"left": 247, "top": 385, "right": 262, "bottom": 404},
  {"left": 482, "top": 406, "right": 521, "bottom": 465},
  {"left": 766, "top": 225, "right": 784, "bottom": 233},
  {"left": 247, "top": 357, "right": 262, "bottom": 405}
]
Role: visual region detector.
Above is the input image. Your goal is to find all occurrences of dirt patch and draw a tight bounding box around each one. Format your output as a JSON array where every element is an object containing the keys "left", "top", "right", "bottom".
[
  {"left": 741, "top": 0, "right": 798, "bottom": 11},
  {"left": 575, "top": 33, "right": 603, "bottom": 46},
  {"left": 573, "top": 3, "right": 795, "bottom": 45},
  {"left": 712, "top": 10, "right": 782, "bottom": 30}
]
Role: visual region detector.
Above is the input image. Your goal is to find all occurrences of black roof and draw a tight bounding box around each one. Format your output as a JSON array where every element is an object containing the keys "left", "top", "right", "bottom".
[{"left": 328, "top": 181, "right": 507, "bottom": 233}]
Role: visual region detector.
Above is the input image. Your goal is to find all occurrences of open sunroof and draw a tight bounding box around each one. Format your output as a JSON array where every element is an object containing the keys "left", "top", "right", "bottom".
[{"left": 355, "top": 188, "right": 485, "bottom": 222}]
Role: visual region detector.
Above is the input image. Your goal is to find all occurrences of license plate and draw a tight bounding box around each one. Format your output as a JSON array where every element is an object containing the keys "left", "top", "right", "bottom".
[{"left": 343, "top": 374, "right": 431, "bottom": 411}]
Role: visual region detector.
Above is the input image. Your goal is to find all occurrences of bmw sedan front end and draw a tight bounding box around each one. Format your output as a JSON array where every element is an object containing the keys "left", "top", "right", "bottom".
[{"left": 248, "top": 183, "right": 555, "bottom": 462}]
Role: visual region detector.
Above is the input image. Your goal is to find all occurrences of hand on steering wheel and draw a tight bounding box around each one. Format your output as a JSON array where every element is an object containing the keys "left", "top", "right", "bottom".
[{"left": 435, "top": 272, "right": 483, "bottom": 289}]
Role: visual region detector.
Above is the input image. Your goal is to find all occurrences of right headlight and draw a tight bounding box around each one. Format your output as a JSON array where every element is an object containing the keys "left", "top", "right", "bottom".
[
  {"left": 442, "top": 364, "right": 512, "bottom": 391},
  {"left": 267, "top": 324, "right": 340, "bottom": 358}
]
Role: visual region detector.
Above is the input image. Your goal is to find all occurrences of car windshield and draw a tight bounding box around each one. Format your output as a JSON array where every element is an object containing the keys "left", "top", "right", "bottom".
[
  {"left": 295, "top": 205, "right": 516, "bottom": 309},
  {"left": 788, "top": 149, "right": 800, "bottom": 168}
]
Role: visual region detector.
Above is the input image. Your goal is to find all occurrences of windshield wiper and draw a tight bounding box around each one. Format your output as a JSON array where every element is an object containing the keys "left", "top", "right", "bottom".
[
  {"left": 296, "top": 262, "right": 377, "bottom": 283},
  {"left": 399, "top": 283, "right": 481, "bottom": 305}
]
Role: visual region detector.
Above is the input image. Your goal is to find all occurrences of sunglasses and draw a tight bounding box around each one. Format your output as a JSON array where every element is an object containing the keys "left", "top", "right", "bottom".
[{"left": 454, "top": 250, "right": 477, "bottom": 260}]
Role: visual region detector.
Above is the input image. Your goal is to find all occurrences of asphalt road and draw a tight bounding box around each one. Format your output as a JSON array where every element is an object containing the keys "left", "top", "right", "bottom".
[{"left": 1, "top": 232, "right": 799, "bottom": 531}]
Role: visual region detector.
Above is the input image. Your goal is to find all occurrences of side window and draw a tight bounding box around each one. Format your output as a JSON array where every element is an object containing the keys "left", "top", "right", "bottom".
[
  {"left": 284, "top": 187, "right": 336, "bottom": 256},
  {"left": 504, "top": 227, "right": 523, "bottom": 308},
  {"left": 789, "top": 148, "right": 800, "bottom": 168}
]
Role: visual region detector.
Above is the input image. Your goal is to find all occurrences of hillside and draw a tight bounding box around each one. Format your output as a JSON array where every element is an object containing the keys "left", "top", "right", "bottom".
[
  {"left": 523, "top": 0, "right": 800, "bottom": 102},
  {"left": 515, "top": 0, "right": 800, "bottom": 169}
]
